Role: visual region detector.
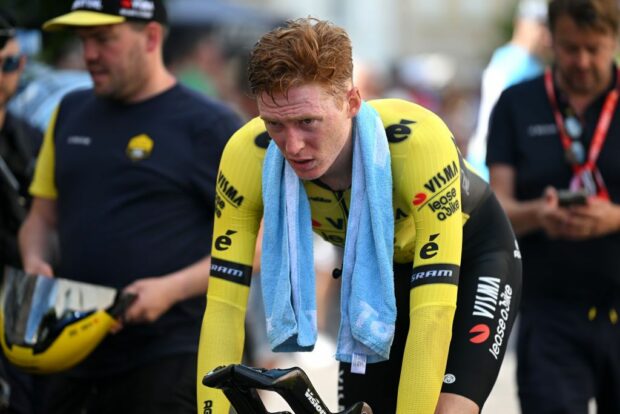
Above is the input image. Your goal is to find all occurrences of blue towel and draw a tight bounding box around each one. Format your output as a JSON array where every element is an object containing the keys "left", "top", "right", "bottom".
[
  {"left": 261, "top": 101, "right": 396, "bottom": 365},
  {"left": 261, "top": 143, "right": 317, "bottom": 352}
]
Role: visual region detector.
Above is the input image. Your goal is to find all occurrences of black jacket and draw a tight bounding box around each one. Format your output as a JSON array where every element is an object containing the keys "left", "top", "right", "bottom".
[{"left": 0, "top": 112, "right": 42, "bottom": 269}]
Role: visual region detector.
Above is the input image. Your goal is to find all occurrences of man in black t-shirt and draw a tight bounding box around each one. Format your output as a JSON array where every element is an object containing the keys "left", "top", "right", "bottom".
[
  {"left": 487, "top": 0, "right": 620, "bottom": 412},
  {"left": 18, "top": 1, "right": 241, "bottom": 413}
]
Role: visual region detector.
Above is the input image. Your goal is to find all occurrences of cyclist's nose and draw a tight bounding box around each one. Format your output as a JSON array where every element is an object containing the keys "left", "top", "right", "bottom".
[{"left": 284, "top": 129, "right": 305, "bottom": 156}]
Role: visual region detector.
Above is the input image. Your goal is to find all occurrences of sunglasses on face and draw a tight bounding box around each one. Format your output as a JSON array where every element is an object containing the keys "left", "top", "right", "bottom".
[
  {"left": 1, "top": 55, "right": 21, "bottom": 73},
  {"left": 564, "top": 115, "right": 586, "bottom": 166}
]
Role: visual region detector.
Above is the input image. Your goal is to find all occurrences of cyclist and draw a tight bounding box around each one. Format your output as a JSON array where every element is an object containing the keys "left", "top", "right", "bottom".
[{"left": 197, "top": 17, "right": 521, "bottom": 414}]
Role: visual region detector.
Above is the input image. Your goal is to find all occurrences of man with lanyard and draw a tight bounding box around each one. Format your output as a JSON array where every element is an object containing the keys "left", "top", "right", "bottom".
[
  {"left": 197, "top": 17, "right": 522, "bottom": 414},
  {"left": 487, "top": 0, "right": 620, "bottom": 411}
]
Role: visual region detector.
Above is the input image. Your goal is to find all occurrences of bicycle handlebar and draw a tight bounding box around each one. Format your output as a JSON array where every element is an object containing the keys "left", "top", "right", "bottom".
[{"left": 203, "top": 364, "right": 373, "bottom": 414}]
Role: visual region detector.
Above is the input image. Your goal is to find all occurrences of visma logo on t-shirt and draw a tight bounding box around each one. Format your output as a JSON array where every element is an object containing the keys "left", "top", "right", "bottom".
[{"left": 126, "top": 134, "right": 153, "bottom": 161}]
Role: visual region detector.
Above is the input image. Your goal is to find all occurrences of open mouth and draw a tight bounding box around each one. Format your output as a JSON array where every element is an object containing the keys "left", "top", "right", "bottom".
[{"left": 289, "top": 158, "right": 314, "bottom": 170}]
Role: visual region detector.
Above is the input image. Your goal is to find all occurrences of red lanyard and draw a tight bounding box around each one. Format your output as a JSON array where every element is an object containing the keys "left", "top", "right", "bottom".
[{"left": 544, "top": 68, "right": 618, "bottom": 199}]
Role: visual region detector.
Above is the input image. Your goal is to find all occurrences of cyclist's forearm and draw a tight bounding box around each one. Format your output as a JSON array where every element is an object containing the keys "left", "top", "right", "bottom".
[
  {"left": 197, "top": 277, "right": 249, "bottom": 414},
  {"left": 396, "top": 286, "right": 457, "bottom": 413}
]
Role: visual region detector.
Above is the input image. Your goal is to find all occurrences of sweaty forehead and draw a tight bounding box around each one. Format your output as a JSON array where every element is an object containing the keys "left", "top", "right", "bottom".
[{"left": 257, "top": 86, "right": 333, "bottom": 120}]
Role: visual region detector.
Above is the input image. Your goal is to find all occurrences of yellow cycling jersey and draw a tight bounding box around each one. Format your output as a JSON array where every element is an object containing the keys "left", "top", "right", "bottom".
[{"left": 197, "top": 98, "right": 490, "bottom": 414}]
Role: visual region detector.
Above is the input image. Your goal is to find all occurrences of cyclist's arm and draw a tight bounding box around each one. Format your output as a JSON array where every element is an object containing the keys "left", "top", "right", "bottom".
[
  {"left": 19, "top": 108, "right": 60, "bottom": 276},
  {"left": 395, "top": 109, "right": 462, "bottom": 413},
  {"left": 196, "top": 120, "right": 264, "bottom": 414}
]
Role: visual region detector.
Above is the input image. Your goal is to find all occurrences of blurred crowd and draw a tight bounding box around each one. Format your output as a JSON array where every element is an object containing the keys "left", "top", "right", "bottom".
[{"left": 3, "top": 1, "right": 547, "bottom": 153}]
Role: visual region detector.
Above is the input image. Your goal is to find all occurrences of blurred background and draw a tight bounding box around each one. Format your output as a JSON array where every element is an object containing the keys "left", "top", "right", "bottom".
[
  {"left": 0, "top": 0, "right": 535, "bottom": 411},
  {"left": 0, "top": 0, "right": 526, "bottom": 152}
]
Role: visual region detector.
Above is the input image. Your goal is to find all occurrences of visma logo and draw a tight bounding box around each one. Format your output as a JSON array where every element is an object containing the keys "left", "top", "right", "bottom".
[
  {"left": 424, "top": 161, "right": 458, "bottom": 193},
  {"left": 472, "top": 277, "right": 500, "bottom": 319},
  {"left": 469, "top": 324, "right": 490, "bottom": 344},
  {"left": 217, "top": 172, "right": 245, "bottom": 207}
]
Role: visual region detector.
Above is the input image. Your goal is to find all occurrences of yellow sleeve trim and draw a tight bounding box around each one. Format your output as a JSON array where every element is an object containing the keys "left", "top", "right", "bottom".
[{"left": 29, "top": 107, "right": 59, "bottom": 199}]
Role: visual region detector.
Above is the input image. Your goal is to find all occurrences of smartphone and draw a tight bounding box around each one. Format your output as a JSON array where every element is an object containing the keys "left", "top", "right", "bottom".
[{"left": 557, "top": 189, "right": 588, "bottom": 207}]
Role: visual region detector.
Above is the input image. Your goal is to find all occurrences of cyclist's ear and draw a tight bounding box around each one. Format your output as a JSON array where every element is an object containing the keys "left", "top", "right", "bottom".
[{"left": 346, "top": 86, "right": 362, "bottom": 118}]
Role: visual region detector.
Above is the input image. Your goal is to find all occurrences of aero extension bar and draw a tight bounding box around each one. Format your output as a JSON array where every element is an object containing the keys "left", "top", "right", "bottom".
[{"left": 203, "top": 364, "right": 373, "bottom": 414}]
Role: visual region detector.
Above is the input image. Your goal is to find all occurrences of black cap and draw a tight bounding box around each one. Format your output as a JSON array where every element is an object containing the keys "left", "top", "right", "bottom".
[{"left": 43, "top": 0, "right": 167, "bottom": 32}]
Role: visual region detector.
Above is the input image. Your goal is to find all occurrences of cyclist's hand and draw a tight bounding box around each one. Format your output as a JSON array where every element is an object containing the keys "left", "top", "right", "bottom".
[{"left": 122, "top": 277, "right": 178, "bottom": 324}]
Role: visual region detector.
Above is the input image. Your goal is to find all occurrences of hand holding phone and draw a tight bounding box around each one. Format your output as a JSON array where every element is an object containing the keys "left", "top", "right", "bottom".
[{"left": 557, "top": 189, "right": 588, "bottom": 207}]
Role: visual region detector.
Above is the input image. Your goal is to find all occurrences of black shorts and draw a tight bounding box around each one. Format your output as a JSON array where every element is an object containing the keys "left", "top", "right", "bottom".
[{"left": 339, "top": 193, "right": 522, "bottom": 412}]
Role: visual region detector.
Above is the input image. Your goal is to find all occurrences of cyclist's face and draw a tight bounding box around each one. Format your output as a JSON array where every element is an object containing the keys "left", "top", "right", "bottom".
[
  {"left": 258, "top": 83, "right": 361, "bottom": 187},
  {"left": 552, "top": 14, "right": 617, "bottom": 96},
  {"left": 77, "top": 24, "right": 149, "bottom": 101}
]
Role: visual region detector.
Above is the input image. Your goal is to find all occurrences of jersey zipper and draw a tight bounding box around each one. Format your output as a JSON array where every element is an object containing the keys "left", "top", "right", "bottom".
[{"left": 334, "top": 190, "right": 349, "bottom": 229}]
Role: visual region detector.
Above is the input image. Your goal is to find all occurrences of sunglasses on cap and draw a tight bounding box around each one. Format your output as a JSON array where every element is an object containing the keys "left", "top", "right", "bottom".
[{"left": 1, "top": 55, "right": 21, "bottom": 73}]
